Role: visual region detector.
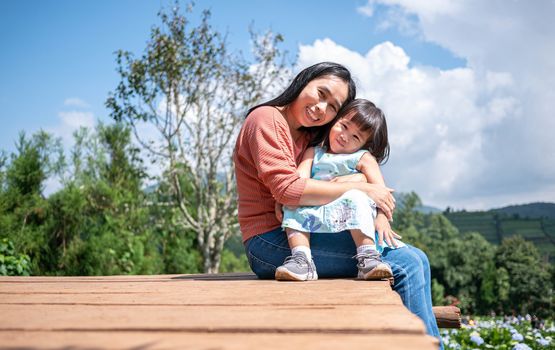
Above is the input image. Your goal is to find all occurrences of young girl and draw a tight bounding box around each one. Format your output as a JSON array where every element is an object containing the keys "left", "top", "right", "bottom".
[{"left": 275, "top": 99, "right": 405, "bottom": 281}]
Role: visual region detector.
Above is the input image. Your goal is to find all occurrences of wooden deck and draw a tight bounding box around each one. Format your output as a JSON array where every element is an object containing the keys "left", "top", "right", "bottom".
[{"left": 0, "top": 273, "right": 439, "bottom": 349}]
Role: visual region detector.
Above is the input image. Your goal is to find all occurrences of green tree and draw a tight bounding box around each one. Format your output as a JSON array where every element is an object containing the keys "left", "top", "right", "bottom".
[
  {"left": 106, "top": 2, "right": 288, "bottom": 272},
  {"left": 431, "top": 278, "right": 447, "bottom": 306},
  {"left": 393, "top": 192, "right": 425, "bottom": 232},
  {"left": 147, "top": 173, "right": 202, "bottom": 274},
  {"left": 396, "top": 202, "right": 500, "bottom": 314},
  {"left": 52, "top": 124, "right": 163, "bottom": 275},
  {"left": 0, "top": 131, "right": 63, "bottom": 274},
  {"left": 495, "top": 236, "right": 552, "bottom": 317}
]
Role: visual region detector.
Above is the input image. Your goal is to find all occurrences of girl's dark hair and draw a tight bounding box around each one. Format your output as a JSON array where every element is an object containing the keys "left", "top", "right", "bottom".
[
  {"left": 247, "top": 62, "right": 357, "bottom": 144},
  {"left": 324, "top": 99, "right": 390, "bottom": 164}
]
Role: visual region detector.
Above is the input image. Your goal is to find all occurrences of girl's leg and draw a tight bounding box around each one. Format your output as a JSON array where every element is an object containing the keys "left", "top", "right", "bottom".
[
  {"left": 350, "top": 229, "right": 392, "bottom": 279},
  {"left": 244, "top": 227, "right": 291, "bottom": 279},
  {"left": 350, "top": 229, "right": 375, "bottom": 248},
  {"left": 245, "top": 229, "right": 442, "bottom": 347},
  {"left": 245, "top": 228, "right": 358, "bottom": 279},
  {"left": 285, "top": 228, "right": 312, "bottom": 258},
  {"left": 260, "top": 227, "right": 317, "bottom": 281}
]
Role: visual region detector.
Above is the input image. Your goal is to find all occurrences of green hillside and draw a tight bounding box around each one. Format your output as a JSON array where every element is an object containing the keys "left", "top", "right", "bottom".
[{"left": 444, "top": 203, "right": 555, "bottom": 262}]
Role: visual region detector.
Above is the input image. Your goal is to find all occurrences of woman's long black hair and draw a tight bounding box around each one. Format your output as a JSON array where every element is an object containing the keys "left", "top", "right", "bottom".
[{"left": 247, "top": 62, "right": 357, "bottom": 145}]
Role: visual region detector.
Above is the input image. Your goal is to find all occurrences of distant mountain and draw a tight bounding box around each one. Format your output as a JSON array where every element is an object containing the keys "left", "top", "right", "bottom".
[
  {"left": 492, "top": 202, "right": 555, "bottom": 220},
  {"left": 444, "top": 202, "right": 555, "bottom": 262},
  {"left": 415, "top": 205, "right": 442, "bottom": 214},
  {"left": 393, "top": 192, "right": 443, "bottom": 214}
]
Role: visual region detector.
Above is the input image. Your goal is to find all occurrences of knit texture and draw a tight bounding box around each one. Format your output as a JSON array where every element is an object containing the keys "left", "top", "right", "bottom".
[{"left": 233, "top": 106, "right": 309, "bottom": 242}]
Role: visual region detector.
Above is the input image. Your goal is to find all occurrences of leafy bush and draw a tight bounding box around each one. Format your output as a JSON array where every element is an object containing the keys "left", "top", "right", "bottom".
[
  {"left": 219, "top": 249, "right": 250, "bottom": 273},
  {"left": 0, "top": 238, "right": 31, "bottom": 276}
]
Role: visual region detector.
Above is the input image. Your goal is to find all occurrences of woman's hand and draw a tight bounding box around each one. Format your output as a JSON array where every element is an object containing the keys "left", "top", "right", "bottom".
[
  {"left": 362, "top": 184, "right": 395, "bottom": 220},
  {"left": 375, "top": 211, "right": 402, "bottom": 248}
]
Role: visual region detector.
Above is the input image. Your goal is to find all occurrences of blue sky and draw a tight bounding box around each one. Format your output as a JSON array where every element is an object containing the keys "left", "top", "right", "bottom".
[
  {"left": 0, "top": 0, "right": 462, "bottom": 153},
  {"left": 1, "top": 0, "right": 553, "bottom": 209}
]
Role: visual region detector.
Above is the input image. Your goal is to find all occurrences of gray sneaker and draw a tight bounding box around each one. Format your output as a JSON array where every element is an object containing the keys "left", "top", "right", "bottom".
[
  {"left": 275, "top": 252, "right": 318, "bottom": 281},
  {"left": 354, "top": 250, "right": 393, "bottom": 280}
]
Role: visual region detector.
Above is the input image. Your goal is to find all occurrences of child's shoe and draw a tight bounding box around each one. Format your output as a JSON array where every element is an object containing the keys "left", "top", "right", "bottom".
[
  {"left": 354, "top": 250, "right": 393, "bottom": 280},
  {"left": 275, "top": 251, "right": 318, "bottom": 281}
]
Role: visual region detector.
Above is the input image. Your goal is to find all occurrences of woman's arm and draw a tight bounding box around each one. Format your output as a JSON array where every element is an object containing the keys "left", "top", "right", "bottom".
[
  {"left": 275, "top": 147, "right": 315, "bottom": 221},
  {"left": 241, "top": 107, "right": 395, "bottom": 217},
  {"left": 330, "top": 173, "right": 367, "bottom": 183},
  {"left": 299, "top": 152, "right": 395, "bottom": 218},
  {"left": 299, "top": 180, "right": 395, "bottom": 220}
]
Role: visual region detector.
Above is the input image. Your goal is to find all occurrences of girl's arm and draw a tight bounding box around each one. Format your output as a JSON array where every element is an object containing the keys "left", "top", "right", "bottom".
[
  {"left": 297, "top": 146, "right": 395, "bottom": 219},
  {"left": 242, "top": 107, "right": 395, "bottom": 218},
  {"left": 297, "top": 147, "right": 315, "bottom": 179},
  {"left": 329, "top": 152, "right": 380, "bottom": 184},
  {"left": 275, "top": 147, "right": 315, "bottom": 221},
  {"left": 356, "top": 152, "right": 386, "bottom": 186},
  {"left": 356, "top": 152, "right": 401, "bottom": 246}
]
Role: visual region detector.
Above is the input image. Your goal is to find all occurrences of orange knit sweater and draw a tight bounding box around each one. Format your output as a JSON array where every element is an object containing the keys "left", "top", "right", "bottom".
[{"left": 233, "top": 106, "right": 310, "bottom": 242}]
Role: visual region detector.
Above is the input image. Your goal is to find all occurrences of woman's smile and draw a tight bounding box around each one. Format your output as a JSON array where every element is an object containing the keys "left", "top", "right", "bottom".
[
  {"left": 287, "top": 76, "right": 349, "bottom": 129},
  {"left": 306, "top": 106, "right": 321, "bottom": 122}
]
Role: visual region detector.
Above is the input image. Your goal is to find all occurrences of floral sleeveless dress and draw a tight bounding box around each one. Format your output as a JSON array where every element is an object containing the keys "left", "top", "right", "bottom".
[{"left": 281, "top": 146, "right": 405, "bottom": 252}]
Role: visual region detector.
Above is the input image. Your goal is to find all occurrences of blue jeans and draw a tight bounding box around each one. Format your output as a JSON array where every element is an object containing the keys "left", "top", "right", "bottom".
[{"left": 245, "top": 227, "right": 443, "bottom": 349}]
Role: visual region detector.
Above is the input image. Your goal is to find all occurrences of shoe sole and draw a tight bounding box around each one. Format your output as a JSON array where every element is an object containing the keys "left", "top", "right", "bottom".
[
  {"left": 275, "top": 267, "right": 318, "bottom": 281},
  {"left": 361, "top": 264, "right": 393, "bottom": 280}
]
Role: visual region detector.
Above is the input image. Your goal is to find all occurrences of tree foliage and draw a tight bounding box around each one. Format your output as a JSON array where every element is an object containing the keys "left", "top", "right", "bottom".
[
  {"left": 496, "top": 236, "right": 552, "bottom": 317},
  {"left": 106, "top": 2, "right": 288, "bottom": 273},
  {"left": 393, "top": 192, "right": 553, "bottom": 317}
]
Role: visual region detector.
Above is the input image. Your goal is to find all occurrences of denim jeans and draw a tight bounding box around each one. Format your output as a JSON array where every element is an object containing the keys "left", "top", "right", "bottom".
[{"left": 245, "top": 227, "right": 443, "bottom": 349}]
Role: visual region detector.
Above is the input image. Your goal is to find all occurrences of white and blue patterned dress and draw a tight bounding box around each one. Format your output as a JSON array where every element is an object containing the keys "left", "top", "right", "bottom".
[{"left": 281, "top": 146, "right": 405, "bottom": 252}]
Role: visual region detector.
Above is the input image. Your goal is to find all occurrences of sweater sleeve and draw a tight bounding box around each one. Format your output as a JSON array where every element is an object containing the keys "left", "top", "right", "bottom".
[{"left": 244, "top": 107, "right": 307, "bottom": 206}]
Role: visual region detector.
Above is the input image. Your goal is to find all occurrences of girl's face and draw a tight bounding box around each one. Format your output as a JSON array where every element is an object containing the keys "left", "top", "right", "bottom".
[
  {"left": 328, "top": 116, "right": 371, "bottom": 154},
  {"left": 287, "top": 76, "right": 349, "bottom": 129}
]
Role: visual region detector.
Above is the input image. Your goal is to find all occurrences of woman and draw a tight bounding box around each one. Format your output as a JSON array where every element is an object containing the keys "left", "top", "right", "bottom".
[{"left": 233, "top": 62, "right": 442, "bottom": 346}]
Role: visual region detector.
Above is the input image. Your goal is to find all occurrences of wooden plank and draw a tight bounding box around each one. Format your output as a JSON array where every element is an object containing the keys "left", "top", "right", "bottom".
[
  {"left": 0, "top": 274, "right": 438, "bottom": 349},
  {"left": 0, "top": 331, "right": 439, "bottom": 350},
  {"left": 0, "top": 291, "right": 401, "bottom": 306},
  {"left": 433, "top": 306, "right": 462, "bottom": 328},
  {"left": 0, "top": 277, "right": 400, "bottom": 306},
  {"left": 0, "top": 304, "right": 425, "bottom": 334},
  {"left": 0, "top": 272, "right": 255, "bottom": 283}
]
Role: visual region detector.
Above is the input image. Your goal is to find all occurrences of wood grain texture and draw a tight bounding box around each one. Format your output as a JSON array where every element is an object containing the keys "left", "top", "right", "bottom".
[{"left": 0, "top": 273, "right": 439, "bottom": 349}]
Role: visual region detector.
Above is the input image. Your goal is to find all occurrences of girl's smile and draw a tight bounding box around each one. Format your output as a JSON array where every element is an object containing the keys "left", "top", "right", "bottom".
[{"left": 329, "top": 117, "right": 371, "bottom": 154}]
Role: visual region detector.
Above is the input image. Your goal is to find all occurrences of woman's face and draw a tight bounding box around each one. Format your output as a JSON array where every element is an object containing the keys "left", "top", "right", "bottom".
[{"left": 287, "top": 76, "right": 349, "bottom": 129}]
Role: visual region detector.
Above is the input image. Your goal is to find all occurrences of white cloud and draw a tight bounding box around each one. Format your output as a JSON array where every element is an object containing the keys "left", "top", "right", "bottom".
[
  {"left": 296, "top": 37, "right": 549, "bottom": 210},
  {"left": 386, "top": 0, "right": 555, "bottom": 197},
  {"left": 63, "top": 97, "right": 90, "bottom": 108},
  {"left": 297, "top": 0, "right": 555, "bottom": 210},
  {"left": 357, "top": 1, "right": 375, "bottom": 17},
  {"left": 48, "top": 111, "right": 95, "bottom": 145},
  {"left": 374, "top": 0, "right": 462, "bottom": 19},
  {"left": 42, "top": 108, "right": 96, "bottom": 196}
]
